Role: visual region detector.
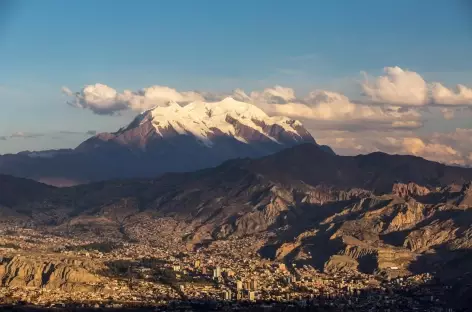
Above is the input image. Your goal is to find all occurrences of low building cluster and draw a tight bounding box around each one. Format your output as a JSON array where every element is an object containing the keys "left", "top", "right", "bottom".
[{"left": 0, "top": 227, "right": 457, "bottom": 311}]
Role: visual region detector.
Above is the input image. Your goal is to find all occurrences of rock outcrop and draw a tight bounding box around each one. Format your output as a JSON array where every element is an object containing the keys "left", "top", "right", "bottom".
[
  {"left": 387, "top": 199, "right": 428, "bottom": 232},
  {"left": 392, "top": 182, "right": 430, "bottom": 198},
  {"left": 0, "top": 255, "right": 101, "bottom": 291},
  {"left": 456, "top": 182, "right": 472, "bottom": 208}
]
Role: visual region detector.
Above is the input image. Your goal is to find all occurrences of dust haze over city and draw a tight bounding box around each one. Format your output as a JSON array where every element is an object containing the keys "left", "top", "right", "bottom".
[{"left": 1, "top": 1, "right": 472, "bottom": 311}]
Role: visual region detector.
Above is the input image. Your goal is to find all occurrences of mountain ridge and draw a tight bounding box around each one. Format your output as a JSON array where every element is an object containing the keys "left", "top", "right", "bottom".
[
  {"left": 2, "top": 143, "right": 472, "bottom": 282},
  {"left": 248, "top": 143, "right": 472, "bottom": 193},
  {"left": 0, "top": 98, "right": 322, "bottom": 186}
]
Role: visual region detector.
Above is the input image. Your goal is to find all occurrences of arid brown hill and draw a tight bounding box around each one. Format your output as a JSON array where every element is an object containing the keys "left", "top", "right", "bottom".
[{"left": 2, "top": 144, "right": 472, "bottom": 279}]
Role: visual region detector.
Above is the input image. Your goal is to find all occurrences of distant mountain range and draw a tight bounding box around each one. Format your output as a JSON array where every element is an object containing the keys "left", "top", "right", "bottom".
[
  {"left": 0, "top": 98, "right": 329, "bottom": 186},
  {"left": 2, "top": 143, "right": 472, "bottom": 281}
]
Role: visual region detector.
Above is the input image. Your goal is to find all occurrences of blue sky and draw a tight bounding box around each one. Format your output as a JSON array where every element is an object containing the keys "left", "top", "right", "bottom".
[{"left": 1, "top": 0, "right": 472, "bottom": 159}]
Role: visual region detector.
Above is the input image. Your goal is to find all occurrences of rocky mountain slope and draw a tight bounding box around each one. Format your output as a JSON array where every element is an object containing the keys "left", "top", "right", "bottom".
[
  {"left": 0, "top": 255, "right": 101, "bottom": 292},
  {"left": 0, "top": 98, "right": 324, "bottom": 186},
  {"left": 2, "top": 144, "right": 472, "bottom": 280}
]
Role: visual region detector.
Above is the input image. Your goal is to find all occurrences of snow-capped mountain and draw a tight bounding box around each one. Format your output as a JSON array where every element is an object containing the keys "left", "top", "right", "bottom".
[
  {"left": 0, "top": 98, "right": 326, "bottom": 186},
  {"left": 79, "top": 97, "right": 314, "bottom": 150}
]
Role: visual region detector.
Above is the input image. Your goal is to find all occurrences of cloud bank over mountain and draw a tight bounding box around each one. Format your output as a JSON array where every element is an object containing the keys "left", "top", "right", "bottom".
[
  {"left": 62, "top": 66, "right": 472, "bottom": 166},
  {"left": 315, "top": 128, "right": 472, "bottom": 167}
]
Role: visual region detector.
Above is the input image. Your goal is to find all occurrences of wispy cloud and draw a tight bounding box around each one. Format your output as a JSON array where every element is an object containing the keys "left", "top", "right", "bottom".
[
  {"left": 10, "top": 132, "right": 44, "bottom": 139},
  {"left": 59, "top": 130, "right": 95, "bottom": 135},
  {"left": 0, "top": 130, "right": 96, "bottom": 141},
  {"left": 274, "top": 68, "right": 305, "bottom": 76},
  {"left": 288, "top": 53, "right": 320, "bottom": 62}
]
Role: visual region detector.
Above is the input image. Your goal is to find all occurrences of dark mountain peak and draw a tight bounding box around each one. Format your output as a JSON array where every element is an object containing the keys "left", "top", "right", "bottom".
[{"left": 244, "top": 143, "right": 472, "bottom": 194}]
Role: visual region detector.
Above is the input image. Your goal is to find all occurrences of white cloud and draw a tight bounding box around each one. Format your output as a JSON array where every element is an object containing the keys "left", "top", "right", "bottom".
[
  {"left": 63, "top": 83, "right": 423, "bottom": 131},
  {"left": 64, "top": 84, "right": 209, "bottom": 115},
  {"left": 431, "top": 83, "right": 472, "bottom": 105},
  {"left": 64, "top": 84, "right": 256, "bottom": 115},
  {"left": 267, "top": 90, "right": 422, "bottom": 131},
  {"left": 197, "top": 88, "right": 251, "bottom": 103},
  {"left": 61, "top": 86, "right": 73, "bottom": 96},
  {"left": 304, "top": 89, "right": 348, "bottom": 105},
  {"left": 63, "top": 67, "right": 472, "bottom": 118},
  {"left": 249, "top": 86, "right": 296, "bottom": 104},
  {"left": 65, "top": 83, "right": 129, "bottom": 115},
  {"left": 429, "top": 129, "right": 472, "bottom": 161},
  {"left": 399, "top": 137, "right": 460, "bottom": 163},
  {"left": 362, "top": 66, "right": 428, "bottom": 106},
  {"left": 122, "top": 86, "right": 205, "bottom": 111},
  {"left": 315, "top": 128, "right": 472, "bottom": 166},
  {"left": 362, "top": 66, "right": 472, "bottom": 107}
]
